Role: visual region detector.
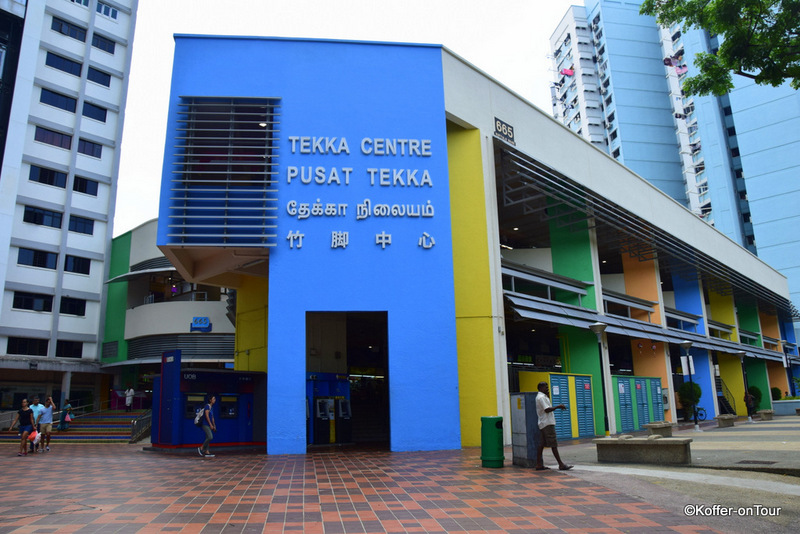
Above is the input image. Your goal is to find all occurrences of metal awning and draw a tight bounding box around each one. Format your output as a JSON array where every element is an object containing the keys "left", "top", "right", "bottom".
[
  {"left": 498, "top": 143, "right": 798, "bottom": 319},
  {"left": 106, "top": 267, "right": 177, "bottom": 284},
  {"left": 506, "top": 292, "right": 784, "bottom": 362}
]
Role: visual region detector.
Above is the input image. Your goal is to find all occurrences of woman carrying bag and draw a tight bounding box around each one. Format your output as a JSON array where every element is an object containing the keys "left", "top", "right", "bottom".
[
  {"left": 9, "top": 398, "right": 36, "bottom": 456},
  {"left": 58, "top": 399, "right": 73, "bottom": 431}
]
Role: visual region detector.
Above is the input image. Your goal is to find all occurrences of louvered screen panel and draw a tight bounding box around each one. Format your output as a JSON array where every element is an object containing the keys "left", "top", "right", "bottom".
[{"left": 167, "top": 96, "right": 281, "bottom": 247}]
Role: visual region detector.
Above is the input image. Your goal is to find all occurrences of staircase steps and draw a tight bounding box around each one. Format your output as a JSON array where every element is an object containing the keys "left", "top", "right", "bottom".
[{"left": 0, "top": 410, "right": 145, "bottom": 444}]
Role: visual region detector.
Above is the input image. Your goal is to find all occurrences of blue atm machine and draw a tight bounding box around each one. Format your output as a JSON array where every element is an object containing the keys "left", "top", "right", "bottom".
[
  {"left": 152, "top": 351, "right": 266, "bottom": 450},
  {"left": 306, "top": 372, "right": 351, "bottom": 445}
]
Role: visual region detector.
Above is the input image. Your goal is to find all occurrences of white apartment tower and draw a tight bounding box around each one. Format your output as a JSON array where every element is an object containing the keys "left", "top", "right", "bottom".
[
  {"left": 549, "top": 6, "right": 606, "bottom": 150},
  {"left": 0, "top": 0, "right": 137, "bottom": 407}
]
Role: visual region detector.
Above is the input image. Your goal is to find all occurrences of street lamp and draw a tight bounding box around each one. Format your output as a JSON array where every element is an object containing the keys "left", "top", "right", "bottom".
[
  {"left": 589, "top": 322, "right": 609, "bottom": 436},
  {"left": 736, "top": 350, "right": 753, "bottom": 423},
  {"left": 678, "top": 340, "right": 701, "bottom": 432},
  {"left": 781, "top": 340, "right": 794, "bottom": 397}
]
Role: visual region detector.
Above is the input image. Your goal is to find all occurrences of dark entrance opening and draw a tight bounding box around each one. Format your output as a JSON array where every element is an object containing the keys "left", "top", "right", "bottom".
[{"left": 306, "top": 312, "right": 389, "bottom": 449}]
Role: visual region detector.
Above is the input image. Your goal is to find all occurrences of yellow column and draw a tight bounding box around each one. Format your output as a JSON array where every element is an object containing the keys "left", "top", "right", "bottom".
[{"left": 448, "top": 124, "right": 496, "bottom": 447}]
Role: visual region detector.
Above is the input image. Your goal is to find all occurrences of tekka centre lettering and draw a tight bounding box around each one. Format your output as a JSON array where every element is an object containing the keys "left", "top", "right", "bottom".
[{"left": 284, "top": 136, "right": 440, "bottom": 252}]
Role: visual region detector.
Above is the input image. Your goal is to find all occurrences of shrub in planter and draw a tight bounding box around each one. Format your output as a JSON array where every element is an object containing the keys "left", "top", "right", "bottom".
[
  {"left": 678, "top": 382, "right": 702, "bottom": 420},
  {"left": 748, "top": 385, "right": 763, "bottom": 409},
  {"left": 772, "top": 387, "right": 782, "bottom": 401}
]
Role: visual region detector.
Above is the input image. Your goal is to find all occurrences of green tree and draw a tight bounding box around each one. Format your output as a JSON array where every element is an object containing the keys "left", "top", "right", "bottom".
[
  {"left": 677, "top": 381, "right": 702, "bottom": 420},
  {"left": 640, "top": 0, "right": 800, "bottom": 96}
]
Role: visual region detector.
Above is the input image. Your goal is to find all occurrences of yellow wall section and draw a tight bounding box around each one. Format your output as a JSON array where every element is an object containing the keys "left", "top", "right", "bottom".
[
  {"left": 447, "top": 124, "right": 496, "bottom": 447},
  {"left": 235, "top": 275, "right": 269, "bottom": 372},
  {"left": 568, "top": 375, "right": 578, "bottom": 437},
  {"left": 708, "top": 291, "right": 738, "bottom": 341},
  {"left": 718, "top": 352, "right": 746, "bottom": 416},
  {"left": 621, "top": 254, "right": 661, "bottom": 324},
  {"left": 520, "top": 371, "right": 549, "bottom": 392}
]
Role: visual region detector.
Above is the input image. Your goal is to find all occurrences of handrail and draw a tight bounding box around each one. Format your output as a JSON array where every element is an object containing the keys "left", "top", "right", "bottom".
[
  {"left": 54, "top": 399, "right": 114, "bottom": 420},
  {"left": 720, "top": 378, "right": 736, "bottom": 415},
  {"left": 130, "top": 410, "right": 152, "bottom": 443}
]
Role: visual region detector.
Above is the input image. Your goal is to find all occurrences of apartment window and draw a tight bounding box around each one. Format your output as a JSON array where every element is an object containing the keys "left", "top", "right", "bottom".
[
  {"left": 77, "top": 138, "right": 102, "bottom": 158},
  {"left": 87, "top": 67, "right": 111, "bottom": 87},
  {"left": 723, "top": 106, "right": 732, "bottom": 116},
  {"left": 35, "top": 126, "right": 72, "bottom": 149},
  {"left": 82, "top": 102, "right": 107, "bottom": 122},
  {"left": 731, "top": 147, "right": 740, "bottom": 157},
  {"left": 51, "top": 17, "right": 86, "bottom": 42},
  {"left": 92, "top": 34, "right": 116, "bottom": 54},
  {"left": 23, "top": 206, "right": 63, "bottom": 228},
  {"left": 45, "top": 51, "right": 82, "bottom": 76},
  {"left": 609, "top": 129, "right": 618, "bottom": 141},
  {"left": 18, "top": 248, "right": 58, "bottom": 270},
  {"left": 7, "top": 337, "right": 48, "bottom": 356},
  {"left": 70, "top": 0, "right": 90, "bottom": 6},
  {"left": 68, "top": 215, "right": 94, "bottom": 235},
  {"left": 727, "top": 126, "right": 737, "bottom": 136},
  {"left": 73, "top": 176, "right": 99, "bottom": 196},
  {"left": 612, "top": 148, "right": 621, "bottom": 159},
  {"left": 97, "top": 2, "right": 119, "bottom": 19},
  {"left": 56, "top": 340, "right": 83, "bottom": 358},
  {"left": 60, "top": 297, "right": 86, "bottom": 316},
  {"left": 65, "top": 255, "right": 91, "bottom": 274},
  {"left": 40, "top": 88, "right": 77, "bottom": 113},
  {"left": 29, "top": 165, "right": 67, "bottom": 188},
  {"left": 13, "top": 291, "right": 53, "bottom": 312}
]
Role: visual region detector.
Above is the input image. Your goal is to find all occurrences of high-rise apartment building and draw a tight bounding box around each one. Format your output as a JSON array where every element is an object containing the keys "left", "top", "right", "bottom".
[
  {"left": 0, "top": 0, "right": 138, "bottom": 408},
  {"left": 550, "top": 0, "right": 686, "bottom": 204},
  {"left": 550, "top": 0, "right": 800, "bottom": 332}
]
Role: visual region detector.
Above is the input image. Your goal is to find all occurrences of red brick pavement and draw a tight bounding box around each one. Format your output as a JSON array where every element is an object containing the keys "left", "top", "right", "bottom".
[{"left": 0, "top": 444, "right": 721, "bottom": 533}]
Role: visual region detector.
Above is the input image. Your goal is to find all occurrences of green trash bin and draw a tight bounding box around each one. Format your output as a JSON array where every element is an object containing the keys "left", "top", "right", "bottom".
[{"left": 480, "top": 416, "right": 504, "bottom": 468}]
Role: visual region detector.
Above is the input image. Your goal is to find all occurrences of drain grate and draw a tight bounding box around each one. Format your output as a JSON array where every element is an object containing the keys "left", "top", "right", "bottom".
[{"left": 737, "top": 460, "right": 777, "bottom": 465}]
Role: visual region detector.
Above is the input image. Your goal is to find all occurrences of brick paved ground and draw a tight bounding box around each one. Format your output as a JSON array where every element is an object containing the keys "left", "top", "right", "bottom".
[{"left": 0, "top": 444, "right": 721, "bottom": 533}]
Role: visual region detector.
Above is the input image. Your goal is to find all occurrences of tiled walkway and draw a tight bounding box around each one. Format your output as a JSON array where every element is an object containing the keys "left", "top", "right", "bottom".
[{"left": 0, "top": 444, "right": 719, "bottom": 533}]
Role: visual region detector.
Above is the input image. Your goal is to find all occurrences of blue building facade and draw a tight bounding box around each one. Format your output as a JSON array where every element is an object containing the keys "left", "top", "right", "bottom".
[
  {"left": 584, "top": 0, "right": 686, "bottom": 203},
  {"left": 729, "top": 80, "right": 800, "bottom": 323},
  {"left": 158, "top": 37, "right": 460, "bottom": 454}
]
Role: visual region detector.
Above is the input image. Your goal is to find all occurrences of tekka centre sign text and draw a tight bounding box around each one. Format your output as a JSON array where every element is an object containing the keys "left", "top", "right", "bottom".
[{"left": 284, "top": 136, "right": 439, "bottom": 251}]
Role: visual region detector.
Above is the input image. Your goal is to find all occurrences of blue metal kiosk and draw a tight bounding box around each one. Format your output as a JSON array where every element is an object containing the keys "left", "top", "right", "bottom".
[{"left": 151, "top": 351, "right": 266, "bottom": 450}]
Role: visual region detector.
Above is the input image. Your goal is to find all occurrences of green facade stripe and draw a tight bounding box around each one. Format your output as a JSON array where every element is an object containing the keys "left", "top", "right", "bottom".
[{"left": 103, "top": 231, "right": 132, "bottom": 364}]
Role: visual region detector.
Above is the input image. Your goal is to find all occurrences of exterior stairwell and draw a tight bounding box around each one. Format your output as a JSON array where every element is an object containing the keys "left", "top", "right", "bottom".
[
  {"left": 715, "top": 376, "right": 736, "bottom": 415},
  {"left": 0, "top": 409, "right": 148, "bottom": 444}
]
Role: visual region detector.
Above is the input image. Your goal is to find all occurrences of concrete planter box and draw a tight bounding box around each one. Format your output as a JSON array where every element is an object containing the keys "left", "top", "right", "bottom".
[
  {"left": 773, "top": 399, "right": 800, "bottom": 416},
  {"left": 593, "top": 435, "right": 692, "bottom": 465},
  {"left": 757, "top": 409, "right": 774, "bottom": 420},
  {"left": 715, "top": 414, "right": 737, "bottom": 428},
  {"left": 643, "top": 422, "right": 675, "bottom": 437}
]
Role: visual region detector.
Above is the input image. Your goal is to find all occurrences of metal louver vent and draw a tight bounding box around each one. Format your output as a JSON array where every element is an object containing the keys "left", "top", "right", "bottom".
[{"left": 168, "top": 96, "right": 281, "bottom": 247}]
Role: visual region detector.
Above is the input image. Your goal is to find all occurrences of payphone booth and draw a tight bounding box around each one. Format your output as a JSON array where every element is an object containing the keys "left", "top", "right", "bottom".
[
  {"left": 306, "top": 372, "right": 351, "bottom": 445},
  {"left": 152, "top": 353, "right": 266, "bottom": 451}
]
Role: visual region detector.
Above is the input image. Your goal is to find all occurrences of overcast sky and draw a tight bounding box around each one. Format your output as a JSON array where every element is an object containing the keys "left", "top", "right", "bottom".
[{"left": 114, "top": 0, "right": 576, "bottom": 236}]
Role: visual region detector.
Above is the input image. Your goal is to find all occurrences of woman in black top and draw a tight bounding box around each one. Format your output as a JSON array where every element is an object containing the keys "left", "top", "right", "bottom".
[{"left": 8, "top": 398, "right": 36, "bottom": 456}]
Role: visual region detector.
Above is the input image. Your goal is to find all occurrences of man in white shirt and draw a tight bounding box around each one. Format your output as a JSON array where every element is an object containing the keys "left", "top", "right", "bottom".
[
  {"left": 125, "top": 385, "right": 135, "bottom": 413},
  {"left": 29, "top": 396, "right": 45, "bottom": 453},
  {"left": 535, "top": 381, "right": 573, "bottom": 471}
]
